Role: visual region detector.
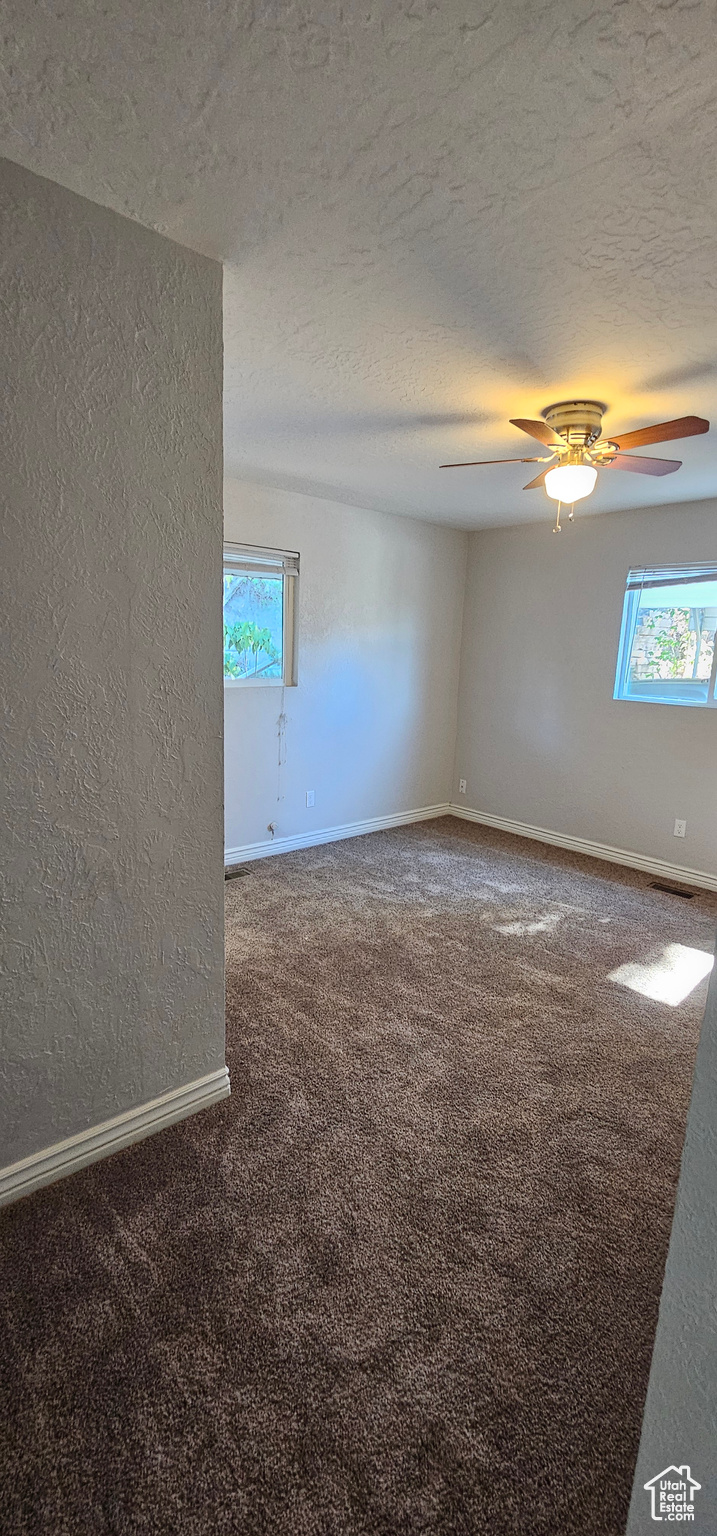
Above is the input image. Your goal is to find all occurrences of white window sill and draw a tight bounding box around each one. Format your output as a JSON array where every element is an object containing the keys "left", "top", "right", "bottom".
[{"left": 224, "top": 676, "right": 284, "bottom": 689}]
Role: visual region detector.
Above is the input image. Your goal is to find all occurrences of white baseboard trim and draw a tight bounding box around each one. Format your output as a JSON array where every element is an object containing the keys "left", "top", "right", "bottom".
[
  {"left": 448, "top": 805, "right": 717, "bottom": 893},
  {"left": 0, "top": 1066, "right": 231, "bottom": 1209},
  {"left": 225, "top": 802, "right": 451, "bottom": 866}
]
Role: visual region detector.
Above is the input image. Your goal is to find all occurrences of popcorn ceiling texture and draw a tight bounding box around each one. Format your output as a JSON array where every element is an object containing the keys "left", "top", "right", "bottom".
[
  {"left": 2, "top": 2, "right": 717, "bottom": 525},
  {"left": 0, "top": 157, "right": 225, "bottom": 1169}
]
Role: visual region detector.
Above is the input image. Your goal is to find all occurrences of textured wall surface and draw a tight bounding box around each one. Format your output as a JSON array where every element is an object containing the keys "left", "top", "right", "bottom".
[
  {"left": 454, "top": 499, "right": 717, "bottom": 876},
  {"left": 2, "top": 3, "right": 717, "bottom": 525},
  {"left": 223, "top": 479, "right": 467, "bottom": 853},
  {"left": 0, "top": 158, "right": 225, "bottom": 1168},
  {"left": 626, "top": 956, "right": 717, "bottom": 1533}
]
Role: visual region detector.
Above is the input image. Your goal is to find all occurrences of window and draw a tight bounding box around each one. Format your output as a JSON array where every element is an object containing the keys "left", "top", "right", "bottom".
[
  {"left": 223, "top": 543, "right": 298, "bottom": 687},
  {"left": 614, "top": 563, "right": 717, "bottom": 708}
]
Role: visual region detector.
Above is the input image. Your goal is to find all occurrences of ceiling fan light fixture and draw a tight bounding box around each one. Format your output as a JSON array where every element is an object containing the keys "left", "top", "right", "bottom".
[
  {"left": 544, "top": 461, "right": 597, "bottom": 503},
  {"left": 439, "top": 406, "right": 709, "bottom": 527}
]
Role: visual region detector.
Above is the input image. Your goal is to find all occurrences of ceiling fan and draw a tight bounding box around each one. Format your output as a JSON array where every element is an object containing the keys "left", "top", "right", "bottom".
[{"left": 440, "top": 401, "right": 710, "bottom": 529}]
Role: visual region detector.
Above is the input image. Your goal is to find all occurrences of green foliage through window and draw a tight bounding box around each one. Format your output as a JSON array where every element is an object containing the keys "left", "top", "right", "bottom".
[
  {"left": 224, "top": 621, "right": 280, "bottom": 678},
  {"left": 223, "top": 569, "right": 284, "bottom": 681},
  {"left": 614, "top": 567, "right": 717, "bottom": 708}
]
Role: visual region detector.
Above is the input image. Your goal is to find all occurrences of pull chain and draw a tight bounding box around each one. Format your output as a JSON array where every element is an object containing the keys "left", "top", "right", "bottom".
[{"left": 553, "top": 501, "right": 577, "bottom": 533}]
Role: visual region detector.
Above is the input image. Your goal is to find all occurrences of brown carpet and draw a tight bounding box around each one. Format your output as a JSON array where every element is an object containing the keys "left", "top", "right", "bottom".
[{"left": 1, "top": 817, "right": 715, "bottom": 1536}]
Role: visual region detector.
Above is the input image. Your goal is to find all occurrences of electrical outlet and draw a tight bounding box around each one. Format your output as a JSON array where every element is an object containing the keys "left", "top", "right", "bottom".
[
  {"left": 306, "top": 790, "right": 315, "bottom": 808},
  {"left": 458, "top": 779, "right": 467, "bottom": 795},
  {"left": 674, "top": 819, "right": 687, "bottom": 838}
]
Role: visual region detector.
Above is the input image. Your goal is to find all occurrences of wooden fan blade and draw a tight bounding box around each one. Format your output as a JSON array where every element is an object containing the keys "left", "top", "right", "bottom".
[
  {"left": 605, "top": 453, "right": 681, "bottom": 476},
  {"left": 439, "top": 456, "right": 544, "bottom": 469},
  {"left": 510, "top": 417, "right": 565, "bottom": 448},
  {"left": 608, "top": 415, "right": 708, "bottom": 451},
  {"left": 523, "top": 468, "right": 550, "bottom": 490}
]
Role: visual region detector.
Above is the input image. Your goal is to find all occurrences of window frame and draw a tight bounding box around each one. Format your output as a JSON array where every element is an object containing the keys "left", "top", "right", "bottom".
[
  {"left": 223, "top": 541, "right": 299, "bottom": 689},
  {"left": 613, "top": 562, "right": 717, "bottom": 710}
]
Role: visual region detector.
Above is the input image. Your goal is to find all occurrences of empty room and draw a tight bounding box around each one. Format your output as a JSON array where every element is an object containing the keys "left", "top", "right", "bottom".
[{"left": 1, "top": 5, "right": 716, "bottom": 1535}]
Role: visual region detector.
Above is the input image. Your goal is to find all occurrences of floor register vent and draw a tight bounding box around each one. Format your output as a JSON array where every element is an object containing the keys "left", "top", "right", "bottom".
[{"left": 648, "top": 881, "right": 695, "bottom": 899}]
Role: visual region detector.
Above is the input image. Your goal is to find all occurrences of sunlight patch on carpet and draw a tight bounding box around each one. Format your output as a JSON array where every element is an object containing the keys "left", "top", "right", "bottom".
[
  {"left": 609, "top": 944, "right": 714, "bottom": 1007},
  {"left": 494, "top": 912, "right": 564, "bottom": 936}
]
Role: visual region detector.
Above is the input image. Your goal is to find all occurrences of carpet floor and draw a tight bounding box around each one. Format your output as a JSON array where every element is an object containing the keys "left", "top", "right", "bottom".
[{"left": 1, "top": 817, "right": 715, "bottom": 1536}]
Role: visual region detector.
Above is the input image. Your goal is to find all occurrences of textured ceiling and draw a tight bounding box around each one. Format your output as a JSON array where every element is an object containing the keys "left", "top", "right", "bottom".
[{"left": 3, "top": 1, "right": 717, "bottom": 528}]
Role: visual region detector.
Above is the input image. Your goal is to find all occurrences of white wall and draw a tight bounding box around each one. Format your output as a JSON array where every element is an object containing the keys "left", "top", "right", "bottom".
[
  {"left": 223, "top": 480, "right": 467, "bottom": 855},
  {"left": 0, "top": 158, "right": 225, "bottom": 1170},
  {"left": 626, "top": 957, "right": 717, "bottom": 1533},
  {"left": 453, "top": 499, "right": 717, "bottom": 878}
]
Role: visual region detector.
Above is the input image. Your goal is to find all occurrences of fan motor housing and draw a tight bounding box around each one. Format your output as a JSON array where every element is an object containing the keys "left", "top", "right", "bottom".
[{"left": 542, "top": 400, "right": 606, "bottom": 449}]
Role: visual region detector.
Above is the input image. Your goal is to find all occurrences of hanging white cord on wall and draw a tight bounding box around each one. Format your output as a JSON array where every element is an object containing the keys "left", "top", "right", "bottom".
[{"left": 276, "top": 684, "right": 287, "bottom": 806}]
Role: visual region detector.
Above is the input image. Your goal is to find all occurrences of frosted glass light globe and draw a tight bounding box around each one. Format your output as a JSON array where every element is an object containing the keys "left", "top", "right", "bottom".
[{"left": 544, "top": 462, "right": 598, "bottom": 502}]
